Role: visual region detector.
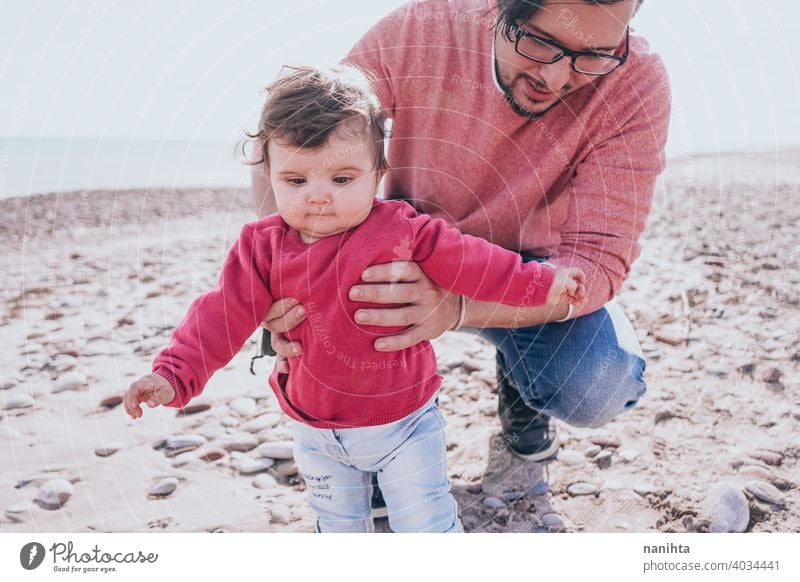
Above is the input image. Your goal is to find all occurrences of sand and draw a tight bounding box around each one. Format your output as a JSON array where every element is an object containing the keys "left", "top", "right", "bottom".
[{"left": 1, "top": 150, "right": 798, "bottom": 533}]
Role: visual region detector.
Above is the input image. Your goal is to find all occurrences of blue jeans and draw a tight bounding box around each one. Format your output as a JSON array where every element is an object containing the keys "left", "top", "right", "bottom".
[
  {"left": 290, "top": 397, "right": 463, "bottom": 533},
  {"left": 473, "top": 257, "right": 647, "bottom": 428}
]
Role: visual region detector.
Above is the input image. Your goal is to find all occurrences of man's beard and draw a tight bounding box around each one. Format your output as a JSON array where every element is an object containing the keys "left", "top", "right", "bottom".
[{"left": 495, "top": 59, "right": 562, "bottom": 119}]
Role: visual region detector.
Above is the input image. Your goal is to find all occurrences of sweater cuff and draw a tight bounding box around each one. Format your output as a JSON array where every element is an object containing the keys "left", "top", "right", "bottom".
[
  {"left": 152, "top": 367, "right": 187, "bottom": 409},
  {"left": 530, "top": 265, "right": 556, "bottom": 306}
]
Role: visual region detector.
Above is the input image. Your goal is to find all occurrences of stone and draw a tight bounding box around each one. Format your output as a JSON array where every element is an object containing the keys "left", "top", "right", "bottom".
[
  {"left": 1, "top": 379, "right": 19, "bottom": 390},
  {"left": 761, "top": 367, "right": 783, "bottom": 384},
  {"left": 95, "top": 443, "right": 124, "bottom": 457},
  {"left": 461, "top": 358, "right": 483, "bottom": 373},
  {"left": 170, "top": 453, "right": 198, "bottom": 468},
  {"left": 221, "top": 433, "right": 259, "bottom": 453},
  {"left": 53, "top": 371, "right": 88, "bottom": 393},
  {"left": 737, "top": 465, "right": 775, "bottom": 483},
  {"left": 37, "top": 479, "right": 74, "bottom": 509},
  {"left": 483, "top": 496, "right": 507, "bottom": 509},
  {"left": 702, "top": 483, "right": 749, "bottom": 533},
  {"left": 584, "top": 445, "right": 602, "bottom": 458},
  {"left": 540, "top": 513, "right": 565, "bottom": 531},
  {"left": 530, "top": 481, "right": 549, "bottom": 496},
  {"left": 257, "top": 441, "right": 295, "bottom": 460},
  {"left": 269, "top": 503, "right": 291, "bottom": 524},
  {"left": 180, "top": 402, "right": 212, "bottom": 416},
  {"left": 53, "top": 354, "right": 78, "bottom": 373},
  {"left": 465, "top": 483, "right": 483, "bottom": 495},
  {"left": 749, "top": 450, "right": 783, "bottom": 467},
  {"left": 567, "top": 482, "right": 598, "bottom": 496},
  {"left": 99, "top": 395, "right": 123, "bottom": 409},
  {"left": 594, "top": 450, "right": 613, "bottom": 469},
  {"left": 253, "top": 473, "right": 278, "bottom": 489},
  {"left": 242, "top": 413, "right": 281, "bottom": 433},
  {"left": 589, "top": 436, "right": 621, "bottom": 449},
  {"left": 5, "top": 504, "right": 32, "bottom": 523},
  {"left": 150, "top": 477, "right": 179, "bottom": 497},
  {"left": 229, "top": 397, "right": 257, "bottom": 418},
  {"left": 154, "top": 435, "right": 206, "bottom": 453},
  {"left": 237, "top": 458, "right": 275, "bottom": 475},
  {"left": 633, "top": 482, "right": 657, "bottom": 496},
  {"left": 558, "top": 449, "right": 586, "bottom": 467},
  {"left": 618, "top": 449, "right": 640, "bottom": 462},
  {"left": 792, "top": 408, "right": 800, "bottom": 421},
  {"left": 503, "top": 491, "right": 526, "bottom": 503},
  {"left": 272, "top": 461, "right": 298, "bottom": 478},
  {"left": 198, "top": 449, "right": 227, "bottom": 462},
  {"left": 744, "top": 481, "right": 785, "bottom": 506},
  {"left": 602, "top": 478, "right": 627, "bottom": 491},
  {"left": 220, "top": 416, "right": 240, "bottom": 428},
  {"left": 2, "top": 392, "right": 34, "bottom": 410}
]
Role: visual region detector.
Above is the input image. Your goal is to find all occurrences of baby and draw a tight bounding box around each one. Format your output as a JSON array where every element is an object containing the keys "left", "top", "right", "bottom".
[{"left": 124, "top": 64, "right": 585, "bottom": 533}]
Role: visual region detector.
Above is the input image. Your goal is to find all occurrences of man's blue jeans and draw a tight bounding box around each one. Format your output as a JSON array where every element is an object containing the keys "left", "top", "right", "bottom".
[{"left": 472, "top": 258, "right": 648, "bottom": 428}]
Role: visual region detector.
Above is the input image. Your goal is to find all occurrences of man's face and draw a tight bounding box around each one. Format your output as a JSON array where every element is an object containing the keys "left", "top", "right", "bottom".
[{"left": 494, "top": 0, "right": 636, "bottom": 117}]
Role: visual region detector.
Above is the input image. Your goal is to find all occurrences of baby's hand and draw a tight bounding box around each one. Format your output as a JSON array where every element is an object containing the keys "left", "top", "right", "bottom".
[
  {"left": 124, "top": 373, "right": 176, "bottom": 420},
  {"left": 546, "top": 267, "right": 587, "bottom": 308}
]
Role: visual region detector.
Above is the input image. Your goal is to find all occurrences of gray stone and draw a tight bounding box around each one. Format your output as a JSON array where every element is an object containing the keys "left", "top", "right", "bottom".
[
  {"left": 540, "top": 513, "right": 565, "bottom": 531},
  {"left": 37, "top": 479, "right": 74, "bottom": 509},
  {"left": 589, "top": 436, "right": 621, "bottom": 449},
  {"left": 53, "top": 371, "right": 87, "bottom": 393},
  {"left": 558, "top": 449, "right": 586, "bottom": 467},
  {"left": 633, "top": 482, "right": 657, "bottom": 496},
  {"left": 270, "top": 503, "right": 292, "bottom": 524},
  {"left": 744, "top": 480, "right": 785, "bottom": 506},
  {"left": 95, "top": 442, "right": 124, "bottom": 457},
  {"left": 221, "top": 433, "right": 259, "bottom": 453},
  {"left": 5, "top": 504, "right": 32, "bottom": 523},
  {"left": 229, "top": 397, "right": 257, "bottom": 418},
  {"left": 483, "top": 496, "right": 507, "bottom": 509},
  {"left": 253, "top": 473, "right": 278, "bottom": 489},
  {"left": 737, "top": 465, "right": 775, "bottom": 483},
  {"left": 257, "top": 441, "right": 294, "bottom": 460},
  {"left": 237, "top": 457, "right": 275, "bottom": 475},
  {"left": 584, "top": 445, "right": 602, "bottom": 458},
  {"left": 2, "top": 392, "right": 34, "bottom": 410},
  {"left": 150, "top": 477, "right": 179, "bottom": 497},
  {"left": 567, "top": 482, "right": 598, "bottom": 496},
  {"left": 702, "top": 483, "right": 750, "bottom": 533},
  {"left": 1, "top": 379, "right": 18, "bottom": 390},
  {"left": 242, "top": 413, "right": 281, "bottom": 433},
  {"left": 750, "top": 450, "right": 783, "bottom": 467},
  {"left": 594, "top": 450, "right": 613, "bottom": 469},
  {"left": 220, "top": 415, "right": 240, "bottom": 428},
  {"left": 154, "top": 435, "right": 206, "bottom": 453},
  {"left": 530, "top": 480, "right": 549, "bottom": 496},
  {"left": 53, "top": 354, "right": 79, "bottom": 373}
]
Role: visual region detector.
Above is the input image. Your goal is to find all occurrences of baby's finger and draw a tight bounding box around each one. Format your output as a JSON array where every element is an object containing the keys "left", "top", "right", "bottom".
[{"left": 275, "top": 355, "right": 289, "bottom": 374}]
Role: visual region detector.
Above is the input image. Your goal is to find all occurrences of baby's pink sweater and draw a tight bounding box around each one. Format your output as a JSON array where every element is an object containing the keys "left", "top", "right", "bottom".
[
  {"left": 154, "top": 200, "right": 554, "bottom": 428},
  {"left": 347, "top": 0, "right": 671, "bottom": 316}
]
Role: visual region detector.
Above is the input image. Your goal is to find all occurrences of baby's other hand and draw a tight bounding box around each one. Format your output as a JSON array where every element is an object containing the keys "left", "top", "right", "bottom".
[
  {"left": 124, "top": 373, "right": 176, "bottom": 420},
  {"left": 546, "top": 267, "right": 587, "bottom": 308}
]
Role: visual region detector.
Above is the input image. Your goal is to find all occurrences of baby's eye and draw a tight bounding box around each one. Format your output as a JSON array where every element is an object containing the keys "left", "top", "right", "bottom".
[
  {"left": 287, "top": 178, "right": 306, "bottom": 186},
  {"left": 333, "top": 176, "right": 352, "bottom": 185}
]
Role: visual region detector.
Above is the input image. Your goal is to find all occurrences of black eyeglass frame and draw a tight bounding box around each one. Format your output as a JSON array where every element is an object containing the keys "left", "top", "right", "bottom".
[{"left": 511, "top": 25, "right": 630, "bottom": 76}]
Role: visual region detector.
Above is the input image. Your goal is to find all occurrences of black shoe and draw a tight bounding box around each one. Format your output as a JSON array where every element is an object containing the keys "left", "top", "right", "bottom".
[
  {"left": 496, "top": 352, "right": 559, "bottom": 461},
  {"left": 370, "top": 473, "right": 388, "bottom": 519}
]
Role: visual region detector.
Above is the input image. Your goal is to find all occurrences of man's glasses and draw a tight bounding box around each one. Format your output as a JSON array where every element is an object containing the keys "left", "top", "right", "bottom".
[{"left": 511, "top": 25, "right": 629, "bottom": 76}]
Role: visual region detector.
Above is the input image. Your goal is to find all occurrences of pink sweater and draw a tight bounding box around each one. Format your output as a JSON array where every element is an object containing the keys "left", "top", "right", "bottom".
[
  {"left": 346, "top": 0, "right": 670, "bottom": 316},
  {"left": 154, "top": 200, "right": 554, "bottom": 428}
]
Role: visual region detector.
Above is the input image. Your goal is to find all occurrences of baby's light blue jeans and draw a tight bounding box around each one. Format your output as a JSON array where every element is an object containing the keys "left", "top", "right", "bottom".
[{"left": 290, "top": 396, "right": 463, "bottom": 533}]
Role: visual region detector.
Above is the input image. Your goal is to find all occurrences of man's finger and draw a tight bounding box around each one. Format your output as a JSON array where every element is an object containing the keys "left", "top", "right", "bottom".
[
  {"left": 373, "top": 327, "right": 426, "bottom": 352},
  {"left": 261, "top": 298, "right": 299, "bottom": 328},
  {"left": 275, "top": 355, "right": 289, "bottom": 374},
  {"left": 349, "top": 282, "right": 420, "bottom": 304},
  {"left": 362, "top": 261, "right": 421, "bottom": 283},
  {"left": 265, "top": 303, "right": 306, "bottom": 333},
  {"left": 354, "top": 305, "right": 424, "bottom": 327},
  {"left": 272, "top": 332, "right": 303, "bottom": 357}
]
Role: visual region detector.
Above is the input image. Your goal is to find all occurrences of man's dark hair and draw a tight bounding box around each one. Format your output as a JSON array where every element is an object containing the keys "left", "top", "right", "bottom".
[{"left": 495, "top": 0, "right": 644, "bottom": 41}]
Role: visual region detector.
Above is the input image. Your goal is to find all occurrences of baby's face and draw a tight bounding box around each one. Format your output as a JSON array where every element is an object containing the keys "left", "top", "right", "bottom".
[{"left": 268, "top": 130, "right": 380, "bottom": 243}]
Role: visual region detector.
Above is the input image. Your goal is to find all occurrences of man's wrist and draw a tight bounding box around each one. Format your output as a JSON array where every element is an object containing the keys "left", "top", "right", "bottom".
[{"left": 449, "top": 294, "right": 467, "bottom": 331}]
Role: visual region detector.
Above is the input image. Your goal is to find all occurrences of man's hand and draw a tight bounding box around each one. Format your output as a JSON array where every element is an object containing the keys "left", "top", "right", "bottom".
[
  {"left": 124, "top": 373, "right": 176, "bottom": 420},
  {"left": 261, "top": 298, "right": 307, "bottom": 374},
  {"left": 347, "top": 261, "right": 461, "bottom": 351}
]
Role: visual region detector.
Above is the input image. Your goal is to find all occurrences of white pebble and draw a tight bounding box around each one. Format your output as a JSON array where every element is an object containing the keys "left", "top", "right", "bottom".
[
  {"left": 237, "top": 458, "right": 275, "bottom": 475},
  {"left": 2, "top": 392, "right": 34, "bottom": 410},
  {"left": 558, "top": 449, "right": 586, "bottom": 467},
  {"left": 37, "top": 479, "right": 74, "bottom": 509},
  {"left": 702, "top": 483, "right": 749, "bottom": 533},
  {"left": 229, "top": 397, "right": 257, "bottom": 418},
  {"left": 53, "top": 371, "right": 87, "bottom": 393},
  {"left": 151, "top": 477, "right": 179, "bottom": 497},
  {"left": 257, "top": 441, "right": 295, "bottom": 460}
]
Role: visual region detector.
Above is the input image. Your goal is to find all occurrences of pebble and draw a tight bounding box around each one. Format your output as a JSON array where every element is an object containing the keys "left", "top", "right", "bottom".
[
  {"left": 53, "top": 371, "right": 87, "bottom": 393},
  {"left": 761, "top": 367, "right": 783, "bottom": 384},
  {"left": 584, "top": 445, "right": 602, "bottom": 458},
  {"left": 270, "top": 503, "right": 291, "bottom": 525},
  {"left": 737, "top": 465, "right": 775, "bottom": 482},
  {"left": 589, "top": 436, "right": 621, "bottom": 449},
  {"left": 198, "top": 449, "right": 227, "bottom": 462},
  {"left": 602, "top": 478, "right": 627, "bottom": 490},
  {"left": 154, "top": 435, "right": 206, "bottom": 454},
  {"left": 237, "top": 457, "right": 275, "bottom": 475},
  {"left": 95, "top": 443, "right": 124, "bottom": 457},
  {"left": 272, "top": 461, "right": 298, "bottom": 478},
  {"left": 466, "top": 483, "right": 483, "bottom": 495},
  {"left": 483, "top": 496, "right": 507, "bottom": 509},
  {"left": 540, "top": 513, "right": 565, "bottom": 531},
  {"left": 220, "top": 416, "right": 240, "bottom": 428},
  {"left": 633, "top": 482, "right": 657, "bottom": 496},
  {"left": 100, "top": 395, "right": 123, "bottom": 409},
  {"left": 594, "top": 450, "right": 613, "bottom": 469},
  {"left": 530, "top": 481, "right": 550, "bottom": 496},
  {"left": 618, "top": 449, "right": 640, "bottom": 462},
  {"left": 242, "top": 413, "right": 281, "bottom": 433},
  {"left": 171, "top": 453, "right": 198, "bottom": 468},
  {"left": 181, "top": 402, "right": 212, "bottom": 416},
  {"left": 567, "top": 482, "right": 598, "bottom": 496},
  {"left": 744, "top": 480, "right": 785, "bottom": 506},
  {"left": 37, "top": 479, "right": 74, "bottom": 509},
  {"left": 5, "top": 504, "right": 31, "bottom": 523},
  {"left": 257, "top": 441, "right": 294, "bottom": 460},
  {"left": 221, "top": 433, "right": 259, "bottom": 453},
  {"left": 229, "top": 397, "right": 257, "bottom": 418},
  {"left": 461, "top": 358, "right": 483, "bottom": 373},
  {"left": 53, "top": 354, "right": 78, "bottom": 372},
  {"left": 1, "top": 379, "right": 19, "bottom": 390},
  {"left": 792, "top": 408, "right": 800, "bottom": 421},
  {"left": 2, "top": 392, "right": 34, "bottom": 410},
  {"left": 750, "top": 450, "right": 783, "bottom": 467},
  {"left": 253, "top": 473, "right": 278, "bottom": 489},
  {"left": 702, "top": 483, "right": 749, "bottom": 533},
  {"left": 503, "top": 491, "right": 526, "bottom": 503},
  {"left": 150, "top": 477, "right": 179, "bottom": 497},
  {"left": 558, "top": 449, "right": 586, "bottom": 467}
]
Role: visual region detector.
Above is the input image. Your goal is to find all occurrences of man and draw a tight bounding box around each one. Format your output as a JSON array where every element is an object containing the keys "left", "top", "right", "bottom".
[{"left": 251, "top": 0, "right": 669, "bottom": 515}]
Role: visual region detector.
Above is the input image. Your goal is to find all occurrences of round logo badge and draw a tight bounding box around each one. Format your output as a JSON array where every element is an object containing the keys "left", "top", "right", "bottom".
[{"left": 20, "top": 542, "right": 46, "bottom": 570}]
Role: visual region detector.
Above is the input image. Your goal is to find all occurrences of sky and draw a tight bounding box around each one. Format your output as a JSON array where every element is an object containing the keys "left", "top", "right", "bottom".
[{"left": 2, "top": 0, "right": 799, "bottom": 158}]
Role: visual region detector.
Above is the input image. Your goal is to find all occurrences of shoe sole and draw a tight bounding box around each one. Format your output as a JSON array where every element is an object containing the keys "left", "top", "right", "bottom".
[{"left": 508, "top": 428, "right": 560, "bottom": 462}]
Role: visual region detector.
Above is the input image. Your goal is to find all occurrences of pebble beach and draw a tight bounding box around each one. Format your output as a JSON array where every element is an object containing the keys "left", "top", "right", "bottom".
[{"left": 1, "top": 150, "right": 799, "bottom": 533}]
